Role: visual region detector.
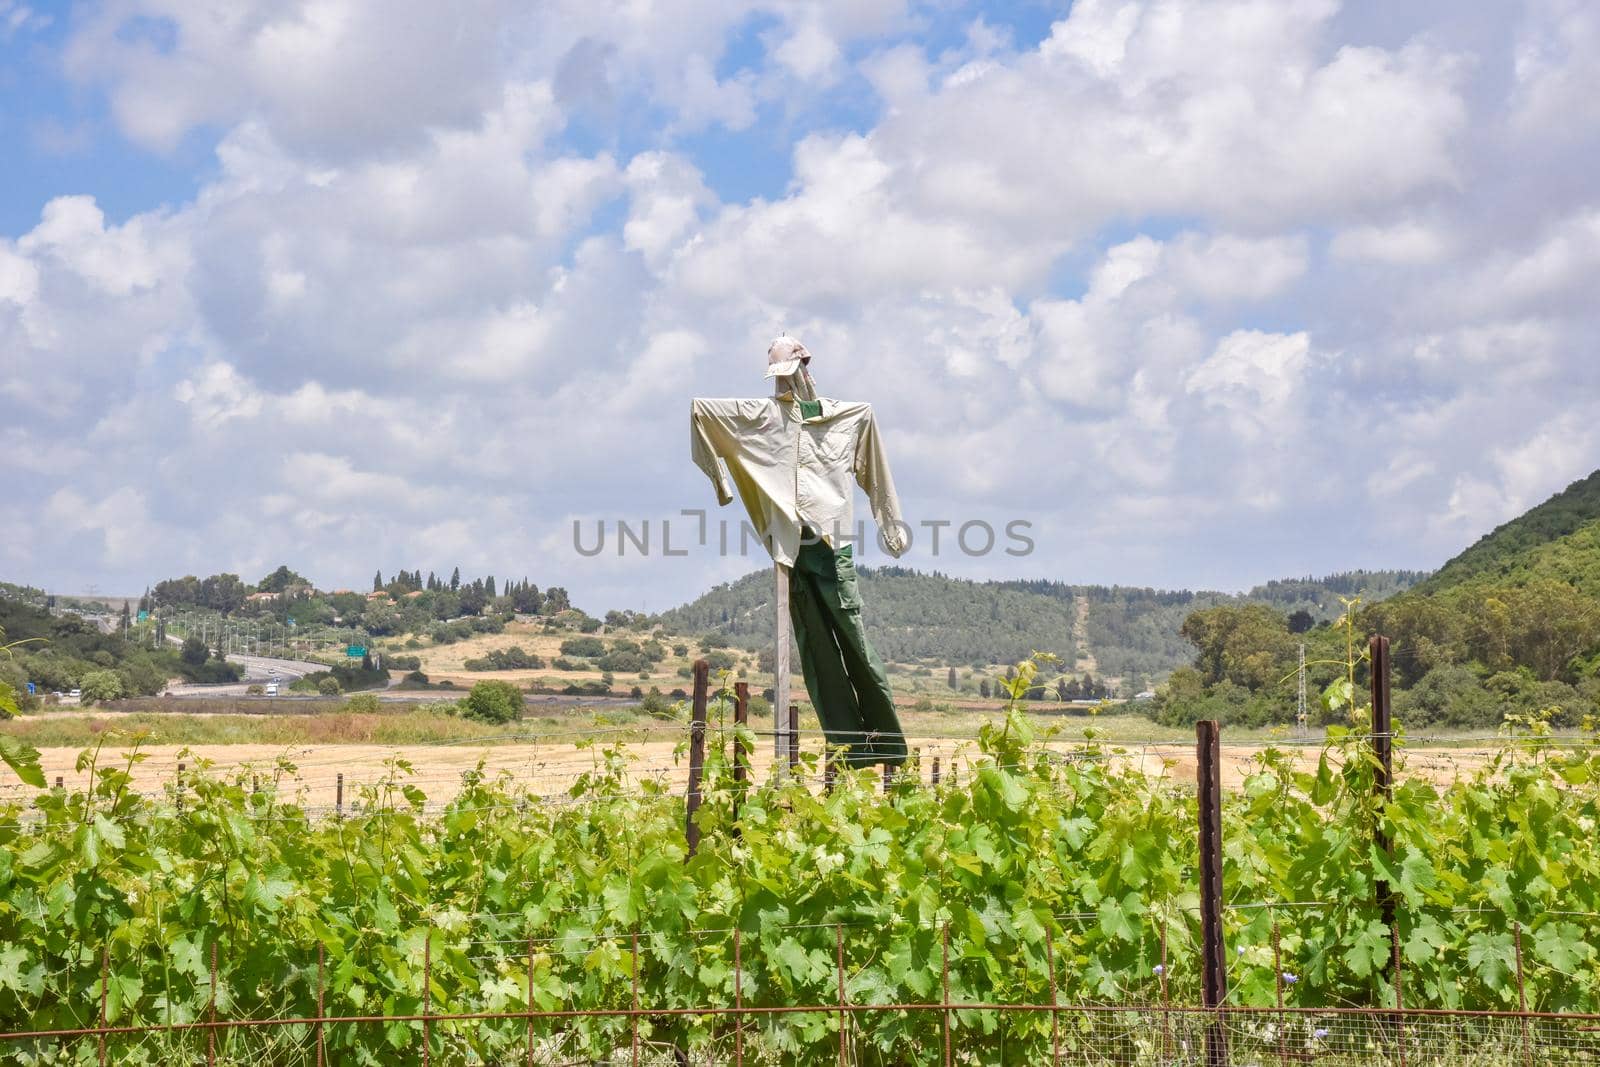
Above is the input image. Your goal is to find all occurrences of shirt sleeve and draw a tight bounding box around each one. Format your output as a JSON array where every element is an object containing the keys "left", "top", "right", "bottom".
[
  {"left": 689, "top": 398, "right": 741, "bottom": 507},
  {"left": 854, "top": 408, "right": 908, "bottom": 558}
]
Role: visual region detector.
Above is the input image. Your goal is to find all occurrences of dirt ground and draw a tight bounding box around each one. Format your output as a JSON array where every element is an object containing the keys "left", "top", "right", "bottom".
[{"left": 29, "top": 737, "right": 1503, "bottom": 810}]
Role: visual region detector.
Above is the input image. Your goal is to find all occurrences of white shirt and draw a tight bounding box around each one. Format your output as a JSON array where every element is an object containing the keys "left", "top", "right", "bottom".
[{"left": 690, "top": 392, "right": 908, "bottom": 567}]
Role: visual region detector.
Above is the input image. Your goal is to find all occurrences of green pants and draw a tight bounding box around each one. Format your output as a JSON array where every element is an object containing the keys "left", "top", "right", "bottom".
[{"left": 789, "top": 536, "right": 907, "bottom": 767}]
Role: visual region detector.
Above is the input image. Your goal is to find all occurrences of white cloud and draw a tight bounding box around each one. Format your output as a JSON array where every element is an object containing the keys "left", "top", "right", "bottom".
[{"left": 7, "top": 0, "right": 1600, "bottom": 607}]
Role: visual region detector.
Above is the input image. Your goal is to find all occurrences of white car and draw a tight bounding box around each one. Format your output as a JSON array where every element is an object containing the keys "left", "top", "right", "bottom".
[
  {"left": 68, "top": 688, "right": 81, "bottom": 699},
  {"left": 264, "top": 683, "right": 279, "bottom": 697}
]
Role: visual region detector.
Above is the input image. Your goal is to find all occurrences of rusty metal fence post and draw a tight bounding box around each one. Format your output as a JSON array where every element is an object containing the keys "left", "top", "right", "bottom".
[
  {"left": 941, "top": 924, "right": 952, "bottom": 1067},
  {"left": 734, "top": 927, "right": 745, "bottom": 1067},
  {"left": 685, "top": 660, "right": 709, "bottom": 857},
  {"left": 1196, "top": 719, "right": 1229, "bottom": 1067},
  {"left": 98, "top": 946, "right": 108, "bottom": 1067},
  {"left": 207, "top": 941, "right": 217, "bottom": 1067},
  {"left": 316, "top": 941, "right": 326, "bottom": 1067},
  {"left": 422, "top": 934, "right": 431, "bottom": 1067},
  {"left": 631, "top": 931, "right": 641, "bottom": 1065},
  {"left": 787, "top": 704, "right": 800, "bottom": 774},
  {"left": 836, "top": 923, "right": 848, "bottom": 1066},
  {"left": 1371, "top": 635, "right": 1395, "bottom": 936}
]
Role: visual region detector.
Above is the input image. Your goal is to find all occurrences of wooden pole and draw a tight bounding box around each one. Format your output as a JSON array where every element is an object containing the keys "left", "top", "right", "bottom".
[
  {"left": 686, "top": 660, "right": 709, "bottom": 856},
  {"left": 775, "top": 563, "right": 791, "bottom": 771},
  {"left": 1196, "top": 719, "right": 1229, "bottom": 1067}
]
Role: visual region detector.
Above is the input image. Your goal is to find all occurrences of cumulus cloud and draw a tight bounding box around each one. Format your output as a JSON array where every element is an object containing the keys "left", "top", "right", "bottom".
[{"left": 4, "top": 0, "right": 1599, "bottom": 608}]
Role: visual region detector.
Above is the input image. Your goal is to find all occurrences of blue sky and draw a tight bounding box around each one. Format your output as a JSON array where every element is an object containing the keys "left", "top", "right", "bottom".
[{"left": 3, "top": 0, "right": 1599, "bottom": 613}]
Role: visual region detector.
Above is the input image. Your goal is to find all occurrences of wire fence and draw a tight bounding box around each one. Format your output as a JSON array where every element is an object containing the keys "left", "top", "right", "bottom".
[{"left": 6, "top": 912, "right": 1600, "bottom": 1065}]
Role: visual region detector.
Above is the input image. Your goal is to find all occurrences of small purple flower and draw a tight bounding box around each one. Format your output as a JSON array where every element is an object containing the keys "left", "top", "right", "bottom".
[
  {"left": 1313, "top": 1028, "right": 1329, "bottom": 1040},
  {"left": 1152, "top": 964, "right": 1165, "bottom": 976},
  {"left": 1237, "top": 945, "right": 1246, "bottom": 957},
  {"left": 1282, "top": 972, "right": 1298, "bottom": 984}
]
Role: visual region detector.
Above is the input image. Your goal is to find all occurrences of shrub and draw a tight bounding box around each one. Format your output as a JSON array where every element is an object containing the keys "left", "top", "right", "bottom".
[
  {"left": 560, "top": 636, "right": 606, "bottom": 658},
  {"left": 552, "top": 658, "right": 582, "bottom": 671},
  {"left": 79, "top": 670, "right": 123, "bottom": 705},
  {"left": 597, "top": 649, "right": 648, "bottom": 673},
  {"left": 344, "top": 693, "right": 382, "bottom": 714},
  {"left": 638, "top": 687, "right": 678, "bottom": 720},
  {"left": 705, "top": 650, "right": 738, "bottom": 671},
  {"left": 246, "top": 684, "right": 265, "bottom": 695},
  {"left": 317, "top": 677, "right": 342, "bottom": 696},
  {"left": 672, "top": 644, "right": 689, "bottom": 657},
  {"left": 461, "top": 680, "right": 524, "bottom": 724}
]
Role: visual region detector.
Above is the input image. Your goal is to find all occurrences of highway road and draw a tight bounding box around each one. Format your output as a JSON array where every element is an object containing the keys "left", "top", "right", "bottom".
[{"left": 162, "top": 647, "right": 328, "bottom": 697}]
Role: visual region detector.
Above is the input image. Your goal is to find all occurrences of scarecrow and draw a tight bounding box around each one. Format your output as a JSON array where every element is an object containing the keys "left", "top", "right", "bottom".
[{"left": 690, "top": 337, "right": 908, "bottom": 766}]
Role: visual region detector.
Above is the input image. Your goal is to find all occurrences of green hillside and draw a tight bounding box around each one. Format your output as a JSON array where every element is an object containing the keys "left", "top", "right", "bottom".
[
  {"left": 1415, "top": 468, "right": 1600, "bottom": 593},
  {"left": 656, "top": 566, "right": 1424, "bottom": 688}
]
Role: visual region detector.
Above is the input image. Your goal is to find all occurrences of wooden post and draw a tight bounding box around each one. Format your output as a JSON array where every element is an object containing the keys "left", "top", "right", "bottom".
[
  {"left": 774, "top": 564, "right": 791, "bottom": 769},
  {"left": 686, "top": 660, "right": 710, "bottom": 856},
  {"left": 176, "top": 761, "right": 185, "bottom": 816},
  {"left": 1196, "top": 719, "right": 1229, "bottom": 1067},
  {"left": 931, "top": 757, "right": 941, "bottom": 788},
  {"left": 335, "top": 773, "right": 344, "bottom": 819}
]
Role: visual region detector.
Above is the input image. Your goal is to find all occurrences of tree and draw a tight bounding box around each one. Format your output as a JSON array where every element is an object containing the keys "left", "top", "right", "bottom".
[
  {"left": 543, "top": 587, "right": 571, "bottom": 614},
  {"left": 979, "top": 679, "right": 991, "bottom": 698},
  {"left": 462, "top": 680, "right": 523, "bottom": 724},
  {"left": 450, "top": 567, "right": 460, "bottom": 592},
  {"left": 1179, "top": 604, "right": 1296, "bottom": 691},
  {"left": 947, "top": 667, "right": 958, "bottom": 690},
  {"left": 373, "top": 570, "right": 384, "bottom": 592},
  {"left": 258, "top": 565, "right": 308, "bottom": 593},
  {"left": 317, "top": 677, "right": 342, "bottom": 696},
  {"left": 80, "top": 669, "right": 123, "bottom": 705},
  {"left": 180, "top": 636, "right": 209, "bottom": 667},
  {"left": 1287, "top": 609, "right": 1315, "bottom": 634}
]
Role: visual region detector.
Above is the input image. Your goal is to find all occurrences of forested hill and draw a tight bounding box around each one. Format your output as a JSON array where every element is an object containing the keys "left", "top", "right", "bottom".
[
  {"left": 655, "top": 566, "right": 1425, "bottom": 687},
  {"left": 1413, "top": 469, "right": 1600, "bottom": 595}
]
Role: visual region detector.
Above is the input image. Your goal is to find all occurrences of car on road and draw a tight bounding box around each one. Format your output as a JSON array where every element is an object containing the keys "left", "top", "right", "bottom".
[
  {"left": 265, "top": 683, "right": 279, "bottom": 697},
  {"left": 67, "top": 689, "right": 81, "bottom": 700}
]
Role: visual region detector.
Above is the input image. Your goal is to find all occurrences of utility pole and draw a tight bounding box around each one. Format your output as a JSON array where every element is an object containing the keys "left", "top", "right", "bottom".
[{"left": 1296, "top": 642, "right": 1308, "bottom": 735}]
